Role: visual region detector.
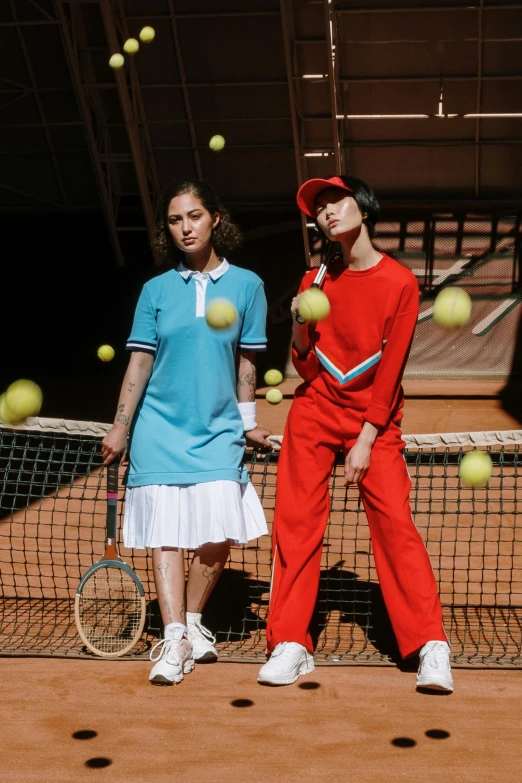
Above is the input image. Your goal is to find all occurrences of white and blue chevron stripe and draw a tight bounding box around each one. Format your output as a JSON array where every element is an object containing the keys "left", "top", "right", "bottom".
[{"left": 315, "top": 341, "right": 387, "bottom": 386}]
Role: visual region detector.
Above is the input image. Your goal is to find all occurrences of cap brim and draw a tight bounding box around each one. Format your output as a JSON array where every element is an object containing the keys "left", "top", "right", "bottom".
[{"left": 296, "top": 178, "right": 352, "bottom": 217}]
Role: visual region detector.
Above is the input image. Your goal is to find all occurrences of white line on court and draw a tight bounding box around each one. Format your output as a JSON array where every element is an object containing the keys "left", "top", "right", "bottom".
[{"left": 472, "top": 298, "right": 519, "bottom": 335}]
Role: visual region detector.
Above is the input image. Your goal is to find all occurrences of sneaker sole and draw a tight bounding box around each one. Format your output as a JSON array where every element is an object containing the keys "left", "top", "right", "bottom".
[
  {"left": 194, "top": 651, "right": 218, "bottom": 663},
  {"left": 257, "top": 659, "right": 315, "bottom": 686},
  {"left": 149, "top": 658, "right": 195, "bottom": 686},
  {"left": 416, "top": 680, "right": 453, "bottom": 693}
]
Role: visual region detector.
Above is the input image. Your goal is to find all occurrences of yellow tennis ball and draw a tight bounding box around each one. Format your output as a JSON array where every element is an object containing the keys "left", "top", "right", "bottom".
[
  {"left": 0, "top": 394, "right": 9, "bottom": 423},
  {"left": 109, "top": 53, "right": 125, "bottom": 69},
  {"left": 266, "top": 388, "right": 283, "bottom": 405},
  {"left": 205, "top": 298, "right": 238, "bottom": 330},
  {"left": 139, "top": 26, "right": 155, "bottom": 43},
  {"left": 433, "top": 287, "right": 472, "bottom": 329},
  {"left": 123, "top": 38, "right": 139, "bottom": 54},
  {"left": 297, "top": 288, "right": 331, "bottom": 322},
  {"left": 459, "top": 450, "right": 493, "bottom": 488},
  {"left": 97, "top": 344, "right": 115, "bottom": 362},
  {"left": 209, "top": 134, "right": 226, "bottom": 152},
  {"left": 264, "top": 369, "right": 283, "bottom": 387},
  {"left": 4, "top": 380, "right": 43, "bottom": 423}
]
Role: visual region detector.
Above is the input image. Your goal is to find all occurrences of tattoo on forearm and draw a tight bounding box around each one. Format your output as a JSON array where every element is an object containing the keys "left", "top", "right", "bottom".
[
  {"left": 238, "top": 373, "right": 256, "bottom": 401},
  {"left": 117, "top": 403, "right": 125, "bottom": 413},
  {"left": 127, "top": 382, "right": 135, "bottom": 393},
  {"left": 116, "top": 414, "right": 131, "bottom": 426}
]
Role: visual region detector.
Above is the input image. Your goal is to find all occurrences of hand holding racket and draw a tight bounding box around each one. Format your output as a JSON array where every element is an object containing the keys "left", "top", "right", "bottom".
[
  {"left": 295, "top": 241, "right": 338, "bottom": 324},
  {"left": 74, "top": 460, "right": 146, "bottom": 657}
]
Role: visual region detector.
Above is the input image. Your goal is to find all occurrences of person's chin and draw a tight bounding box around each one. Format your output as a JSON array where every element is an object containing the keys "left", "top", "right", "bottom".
[{"left": 329, "top": 223, "right": 360, "bottom": 240}]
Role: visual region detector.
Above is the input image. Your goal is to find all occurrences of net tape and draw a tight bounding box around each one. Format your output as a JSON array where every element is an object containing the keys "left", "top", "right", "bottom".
[{"left": 1, "top": 418, "right": 521, "bottom": 666}]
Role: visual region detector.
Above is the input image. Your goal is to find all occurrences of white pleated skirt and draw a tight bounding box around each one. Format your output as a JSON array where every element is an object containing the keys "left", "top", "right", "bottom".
[{"left": 123, "top": 480, "right": 268, "bottom": 550}]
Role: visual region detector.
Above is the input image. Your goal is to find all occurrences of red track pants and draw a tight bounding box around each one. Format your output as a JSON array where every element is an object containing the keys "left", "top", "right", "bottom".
[{"left": 266, "top": 387, "right": 447, "bottom": 659}]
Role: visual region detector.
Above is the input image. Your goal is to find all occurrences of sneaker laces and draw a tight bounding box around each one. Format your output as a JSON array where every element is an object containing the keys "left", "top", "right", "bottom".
[
  {"left": 270, "top": 642, "right": 296, "bottom": 661},
  {"left": 188, "top": 620, "right": 216, "bottom": 645},
  {"left": 421, "top": 642, "right": 449, "bottom": 671},
  {"left": 150, "top": 636, "right": 187, "bottom": 663}
]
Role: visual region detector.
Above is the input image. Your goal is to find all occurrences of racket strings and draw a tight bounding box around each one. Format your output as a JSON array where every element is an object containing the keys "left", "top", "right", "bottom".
[{"left": 77, "top": 566, "right": 143, "bottom": 654}]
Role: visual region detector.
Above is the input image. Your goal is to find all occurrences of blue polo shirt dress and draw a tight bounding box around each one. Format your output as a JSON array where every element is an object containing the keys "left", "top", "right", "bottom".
[{"left": 122, "top": 260, "right": 269, "bottom": 549}]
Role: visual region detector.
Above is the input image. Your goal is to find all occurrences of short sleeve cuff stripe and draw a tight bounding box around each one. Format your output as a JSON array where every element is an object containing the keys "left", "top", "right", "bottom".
[
  {"left": 238, "top": 342, "right": 267, "bottom": 352},
  {"left": 126, "top": 340, "right": 156, "bottom": 354}
]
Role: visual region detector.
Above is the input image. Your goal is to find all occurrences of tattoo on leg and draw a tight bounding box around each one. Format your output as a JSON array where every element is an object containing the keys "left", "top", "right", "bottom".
[
  {"left": 202, "top": 565, "right": 222, "bottom": 584},
  {"left": 157, "top": 562, "right": 169, "bottom": 582},
  {"left": 197, "top": 564, "right": 224, "bottom": 612}
]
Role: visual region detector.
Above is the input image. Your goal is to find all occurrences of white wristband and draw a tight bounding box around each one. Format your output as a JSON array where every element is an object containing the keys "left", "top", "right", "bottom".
[{"left": 238, "top": 401, "right": 257, "bottom": 432}]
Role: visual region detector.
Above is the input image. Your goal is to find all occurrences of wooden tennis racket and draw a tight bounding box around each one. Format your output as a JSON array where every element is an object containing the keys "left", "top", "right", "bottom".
[{"left": 74, "top": 460, "right": 146, "bottom": 657}]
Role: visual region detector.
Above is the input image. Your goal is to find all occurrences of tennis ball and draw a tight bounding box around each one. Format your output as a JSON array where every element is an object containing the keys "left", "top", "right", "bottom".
[
  {"left": 433, "top": 287, "right": 472, "bottom": 329},
  {"left": 209, "top": 134, "right": 225, "bottom": 152},
  {"left": 459, "top": 450, "right": 493, "bottom": 488},
  {"left": 139, "top": 26, "right": 155, "bottom": 43},
  {"left": 4, "top": 380, "right": 42, "bottom": 423},
  {"left": 205, "top": 298, "right": 238, "bottom": 330},
  {"left": 97, "top": 344, "right": 115, "bottom": 362},
  {"left": 266, "top": 388, "right": 283, "bottom": 405},
  {"left": 123, "top": 38, "right": 139, "bottom": 54},
  {"left": 297, "top": 288, "right": 331, "bottom": 322},
  {"left": 264, "top": 369, "right": 283, "bottom": 387},
  {"left": 0, "top": 394, "right": 9, "bottom": 423},
  {"left": 109, "top": 53, "right": 125, "bottom": 69}
]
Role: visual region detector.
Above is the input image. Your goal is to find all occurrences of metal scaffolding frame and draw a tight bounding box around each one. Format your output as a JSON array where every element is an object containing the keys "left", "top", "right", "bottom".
[
  {"left": 0, "top": 0, "right": 520, "bottom": 260},
  {"left": 55, "top": 0, "right": 125, "bottom": 264},
  {"left": 280, "top": 0, "right": 310, "bottom": 262}
]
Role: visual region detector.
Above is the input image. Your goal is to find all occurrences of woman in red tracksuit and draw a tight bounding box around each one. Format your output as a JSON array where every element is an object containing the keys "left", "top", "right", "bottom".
[{"left": 258, "top": 176, "right": 453, "bottom": 693}]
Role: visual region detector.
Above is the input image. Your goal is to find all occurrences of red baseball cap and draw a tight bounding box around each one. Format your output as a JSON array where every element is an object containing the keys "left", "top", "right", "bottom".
[{"left": 296, "top": 176, "right": 353, "bottom": 217}]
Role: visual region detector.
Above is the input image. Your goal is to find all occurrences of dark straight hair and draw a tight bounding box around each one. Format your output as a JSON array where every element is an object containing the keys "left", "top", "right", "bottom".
[
  {"left": 152, "top": 179, "right": 243, "bottom": 265},
  {"left": 312, "top": 175, "right": 381, "bottom": 264}
]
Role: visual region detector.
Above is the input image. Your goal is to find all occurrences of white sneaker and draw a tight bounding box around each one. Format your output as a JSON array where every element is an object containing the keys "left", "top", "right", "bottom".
[
  {"left": 257, "top": 642, "right": 315, "bottom": 686},
  {"left": 149, "top": 627, "right": 195, "bottom": 685},
  {"left": 187, "top": 619, "right": 218, "bottom": 663},
  {"left": 417, "top": 641, "right": 454, "bottom": 693}
]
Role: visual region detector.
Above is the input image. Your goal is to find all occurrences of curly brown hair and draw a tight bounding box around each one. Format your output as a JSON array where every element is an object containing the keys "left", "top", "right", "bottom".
[{"left": 152, "top": 180, "right": 243, "bottom": 265}]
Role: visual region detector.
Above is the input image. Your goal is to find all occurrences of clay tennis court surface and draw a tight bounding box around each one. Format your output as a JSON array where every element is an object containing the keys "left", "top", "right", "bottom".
[
  {"left": 2, "top": 659, "right": 521, "bottom": 783},
  {"left": 2, "top": 387, "right": 522, "bottom": 782}
]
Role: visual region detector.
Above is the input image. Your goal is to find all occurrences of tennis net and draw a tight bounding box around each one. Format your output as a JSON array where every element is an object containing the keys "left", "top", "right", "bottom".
[{"left": 0, "top": 418, "right": 521, "bottom": 666}]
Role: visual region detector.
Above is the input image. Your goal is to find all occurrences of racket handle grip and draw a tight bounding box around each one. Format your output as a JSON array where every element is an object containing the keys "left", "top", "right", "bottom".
[{"left": 107, "top": 460, "right": 119, "bottom": 495}]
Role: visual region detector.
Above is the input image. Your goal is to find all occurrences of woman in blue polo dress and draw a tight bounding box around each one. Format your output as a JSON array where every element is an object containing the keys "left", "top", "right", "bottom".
[{"left": 101, "top": 180, "right": 270, "bottom": 684}]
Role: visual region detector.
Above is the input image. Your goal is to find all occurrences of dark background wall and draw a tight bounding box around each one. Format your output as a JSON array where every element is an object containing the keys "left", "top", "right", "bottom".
[{"left": 0, "top": 210, "right": 303, "bottom": 423}]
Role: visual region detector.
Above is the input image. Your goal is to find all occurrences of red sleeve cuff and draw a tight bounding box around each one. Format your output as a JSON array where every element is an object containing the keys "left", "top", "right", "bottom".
[
  {"left": 363, "top": 402, "right": 392, "bottom": 429},
  {"left": 292, "top": 345, "right": 320, "bottom": 381}
]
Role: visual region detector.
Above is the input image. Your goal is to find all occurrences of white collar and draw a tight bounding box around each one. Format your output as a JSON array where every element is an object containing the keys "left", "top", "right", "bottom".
[{"left": 177, "top": 259, "right": 229, "bottom": 281}]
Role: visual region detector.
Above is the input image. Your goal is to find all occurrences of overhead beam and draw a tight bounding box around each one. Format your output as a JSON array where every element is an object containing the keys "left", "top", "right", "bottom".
[
  {"left": 55, "top": 0, "right": 124, "bottom": 265},
  {"left": 167, "top": 0, "right": 202, "bottom": 179},
  {"left": 99, "top": 0, "right": 162, "bottom": 264},
  {"left": 336, "top": 4, "right": 522, "bottom": 13},
  {"left": 324, "top": 0, "right": 342, "bottom": 174},
  {"left": 10, "top": 1, "right": 67, "bottom": 206},
  {"left": 280, "top": 0, "right": 311, "bottom": 263},
  {"left": 475, "top": 0, "right": 485, "bottom": 198}
]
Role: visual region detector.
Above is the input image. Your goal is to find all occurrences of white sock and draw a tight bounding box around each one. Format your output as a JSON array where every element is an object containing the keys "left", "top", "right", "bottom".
[
  {"left": 186, "top": 612, "right": 202, "bottom": 625},
  {"left": 164, "top": 622, "right": 187, "bottom": 638}
]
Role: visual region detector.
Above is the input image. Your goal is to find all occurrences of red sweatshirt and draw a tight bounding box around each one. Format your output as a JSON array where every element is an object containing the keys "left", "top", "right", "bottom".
[{"left": 292, "top": 254, "right": 419, "bottom": 429}]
